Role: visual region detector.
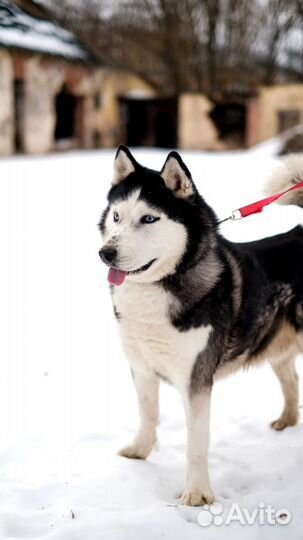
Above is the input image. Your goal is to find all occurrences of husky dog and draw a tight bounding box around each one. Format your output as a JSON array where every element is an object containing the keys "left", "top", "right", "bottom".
[{"left": 99, "top": 147, "right": 303, "bottom": 506}]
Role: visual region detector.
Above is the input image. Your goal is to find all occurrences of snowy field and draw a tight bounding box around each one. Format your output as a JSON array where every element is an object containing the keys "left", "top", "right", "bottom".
[{"left": 0, "top": 141, "right": 302, "bottom": 540}]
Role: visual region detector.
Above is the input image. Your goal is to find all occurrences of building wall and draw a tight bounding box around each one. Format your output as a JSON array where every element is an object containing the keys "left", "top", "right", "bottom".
[
  {"left": 0, "top": 50, "right": 154, "bottom": 156},
  {"left": 0, "top": 49, "right": 14, "bottom": 155},
  {"left": 23, "top": 56, "right": 64, "bottom": 153},
  {"left": 247, "top": 84, "right": 303, "bottom": 146},
  {"left": 178, "top": 93, "right": 224, "bottom": 151},
  {"left": 23, "top": 56, "right": 108, "bottom": 153},
  {"left": 1, "top": 54, "right": 303, "bottom": 156}
]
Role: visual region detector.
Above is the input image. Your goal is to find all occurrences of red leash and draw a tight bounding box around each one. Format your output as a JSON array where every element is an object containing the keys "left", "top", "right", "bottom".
[{"left": 219, "top": 180, "right": 303, "bottom": 224}]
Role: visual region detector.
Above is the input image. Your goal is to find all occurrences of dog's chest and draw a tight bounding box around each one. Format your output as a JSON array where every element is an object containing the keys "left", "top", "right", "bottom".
[{"left": 113, "top": 281, "right": 211, "bottom": 388}]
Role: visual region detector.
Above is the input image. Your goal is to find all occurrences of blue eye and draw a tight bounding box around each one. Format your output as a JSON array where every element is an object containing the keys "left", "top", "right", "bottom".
[
  {"left": 113, "top": 211, "right": 119, "bottom": 222},
  {"left": 141, "top": 215, "right": 159, "bottom": 224}
]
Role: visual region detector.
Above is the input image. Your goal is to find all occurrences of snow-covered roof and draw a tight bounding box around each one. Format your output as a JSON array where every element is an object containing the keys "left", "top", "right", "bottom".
[{"left": 0, "top": 0, "right": 90, "bottom": 61}]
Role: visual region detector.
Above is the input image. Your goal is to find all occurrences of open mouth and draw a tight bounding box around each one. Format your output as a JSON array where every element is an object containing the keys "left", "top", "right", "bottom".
[
  {"left": 128, "top": 259, "right": 156, "bottom": 275},
  {"left": 108, "top": 259, "right": 157, "bottom": 286}
]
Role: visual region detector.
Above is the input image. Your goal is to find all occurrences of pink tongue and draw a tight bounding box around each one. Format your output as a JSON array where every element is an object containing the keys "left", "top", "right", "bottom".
[{"left": 108, "top": 267, "right": 127, "bottom": 286}]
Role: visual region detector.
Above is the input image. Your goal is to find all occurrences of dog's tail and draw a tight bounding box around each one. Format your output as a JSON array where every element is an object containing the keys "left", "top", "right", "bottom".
[{"left": 266, "top": 154, "right": 303, "bottom": 207}]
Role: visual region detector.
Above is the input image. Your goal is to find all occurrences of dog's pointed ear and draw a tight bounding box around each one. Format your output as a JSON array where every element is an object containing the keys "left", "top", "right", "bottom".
[
  {"left": 160, "top": 151, "right": 195, "bottom": 199},
  {"left": 112, "top": 145, "right": 137, "bottom": 185}
]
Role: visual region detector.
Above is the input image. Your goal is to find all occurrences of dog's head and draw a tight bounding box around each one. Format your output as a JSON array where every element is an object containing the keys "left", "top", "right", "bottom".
[{"left": 99, "top": 146, "right": 217, "bottom": 286}]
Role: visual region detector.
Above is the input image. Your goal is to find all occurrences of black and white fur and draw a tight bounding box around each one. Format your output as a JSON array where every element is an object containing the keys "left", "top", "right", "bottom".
[{"left": 99, "top": 147, "right": 303, "bottom": 506}]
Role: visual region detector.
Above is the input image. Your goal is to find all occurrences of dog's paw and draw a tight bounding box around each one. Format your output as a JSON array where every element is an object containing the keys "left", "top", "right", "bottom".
[
  {"left": 117, "top": 443, "right": 151, "bottom": 460},
  {"left": 270, "top": 414, "right": 299, "bottom": 431},
  {"left": 179, "top": 488, "right": 215, "bottom": 507}
]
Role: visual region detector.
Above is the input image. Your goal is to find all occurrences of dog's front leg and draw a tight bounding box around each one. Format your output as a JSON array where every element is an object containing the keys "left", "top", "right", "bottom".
[
  {"left": 118, "top": 370, "right": 159, "bottom": 459},
  {"left": 181, "top": 388, "right": 215, "bottom": 506}
]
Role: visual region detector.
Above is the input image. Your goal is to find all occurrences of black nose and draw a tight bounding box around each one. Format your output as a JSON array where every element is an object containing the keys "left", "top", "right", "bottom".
[{"left": 99, "top": 247, "right": 117, "bottom": 264}]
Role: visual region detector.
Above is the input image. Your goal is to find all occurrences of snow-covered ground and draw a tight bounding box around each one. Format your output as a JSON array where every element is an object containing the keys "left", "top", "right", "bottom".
[{"left": 0, "top": 142, "right": 302, "bottom": 540}]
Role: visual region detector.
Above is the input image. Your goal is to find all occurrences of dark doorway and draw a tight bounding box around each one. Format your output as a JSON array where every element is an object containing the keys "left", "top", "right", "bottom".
[
  {"left": 54, "top": 84, "right": 76, "bottom": 142},
  {"left": 210, "top": 102, "right": 246, "bottom": 147},
  {"left": 119, "top": 97, "right": 178, "bottom": 148},
  {"left": 14, "top": 80, "right": 24, "bottom": 152}
]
